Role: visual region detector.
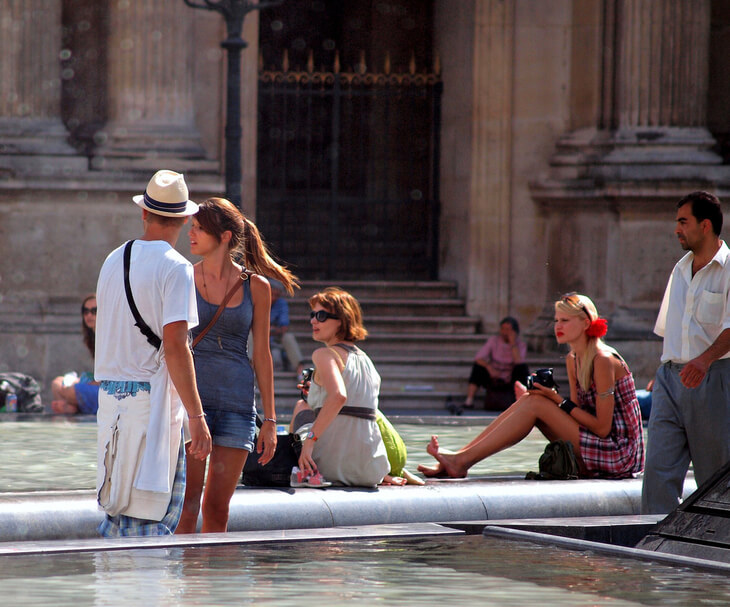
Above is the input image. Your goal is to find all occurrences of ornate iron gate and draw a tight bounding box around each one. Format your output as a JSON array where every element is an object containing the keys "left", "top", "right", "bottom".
[{"left": 257, "top": 51, "right": 442, "bottom": 280}]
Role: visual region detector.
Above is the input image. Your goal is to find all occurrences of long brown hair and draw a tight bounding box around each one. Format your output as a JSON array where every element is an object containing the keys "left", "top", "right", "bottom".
[
  {"left": 80, "top": 294, "right": 96, "bottom": 358},
  {"left": 195, "top": 197, "right": 298, "bottom": 294}
]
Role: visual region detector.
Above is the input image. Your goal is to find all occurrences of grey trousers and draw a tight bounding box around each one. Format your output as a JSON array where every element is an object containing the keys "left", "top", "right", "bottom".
[{"left": 641, "top": 358, "right": 730, "bottom": 514}]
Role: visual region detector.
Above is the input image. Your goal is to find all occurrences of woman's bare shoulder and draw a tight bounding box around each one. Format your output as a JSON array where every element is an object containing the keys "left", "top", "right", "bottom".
[{"left": 594, "top": 348, "right": 627, "bottom": 376}]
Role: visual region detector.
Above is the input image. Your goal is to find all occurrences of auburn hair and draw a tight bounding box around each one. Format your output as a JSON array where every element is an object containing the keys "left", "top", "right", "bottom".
[{"left": 309, "top": 287, "right": 368, "bottom": 342}]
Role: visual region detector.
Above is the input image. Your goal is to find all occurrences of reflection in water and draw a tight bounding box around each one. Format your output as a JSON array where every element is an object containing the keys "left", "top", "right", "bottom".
[
  {"left": 0, "top": 536, "right": 727, "bottom": 606},
  {"left": 0, "top": 420, "right": 555, "bottom": 492}
]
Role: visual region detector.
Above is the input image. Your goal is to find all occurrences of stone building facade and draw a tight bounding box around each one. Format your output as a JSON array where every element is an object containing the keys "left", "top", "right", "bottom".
[{"left": 3, "top": 0, "right": 730, "bottom": 397}]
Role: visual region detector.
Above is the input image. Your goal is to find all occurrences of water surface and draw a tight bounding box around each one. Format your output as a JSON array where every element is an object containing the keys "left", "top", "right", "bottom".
[
  {"left": 0, "top": 418, "right": 552, "bottom": 492},
  {"left": 0, "top": 535, "right": 726, "bottom": 606}
]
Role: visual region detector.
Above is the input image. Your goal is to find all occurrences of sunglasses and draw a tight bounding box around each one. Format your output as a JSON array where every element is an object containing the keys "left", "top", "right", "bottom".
[
  {"left": 82, "top": 307, "right": 97, "bottom": 316},
  {"left": 310, "top": 310, "right": 338, "bottom": 322},
  {"left": 561, "top": 292, "right": 589, "bottom": 319}
]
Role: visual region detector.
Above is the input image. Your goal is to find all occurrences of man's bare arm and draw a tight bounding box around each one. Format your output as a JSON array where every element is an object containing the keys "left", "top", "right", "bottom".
[
  {"left": 680, "top": 327, "right": 730, "bottom": 388},
  {"left": 163, "top": 321, "right": 211, "bottom": 459}
]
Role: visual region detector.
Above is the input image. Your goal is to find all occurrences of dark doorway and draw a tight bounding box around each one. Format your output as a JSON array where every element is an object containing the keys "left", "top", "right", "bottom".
[{"left": 257, "top": 0, "right": 440, "bottom": 280}]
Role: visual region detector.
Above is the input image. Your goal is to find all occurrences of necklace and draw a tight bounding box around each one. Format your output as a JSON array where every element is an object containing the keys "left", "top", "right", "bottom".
[{"left": 201, "top": 258, "right": 232, "bottom": 303}]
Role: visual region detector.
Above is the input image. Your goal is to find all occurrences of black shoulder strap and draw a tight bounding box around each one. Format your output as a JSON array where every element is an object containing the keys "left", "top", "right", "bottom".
[{"left": 123, "top": 240, "right": 162, "bottom": 350}]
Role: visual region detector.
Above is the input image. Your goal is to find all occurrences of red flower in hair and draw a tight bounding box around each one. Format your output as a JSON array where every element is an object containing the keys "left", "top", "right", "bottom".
[{"left": 586, "top": 317, "right": 608, "bottom": 339}]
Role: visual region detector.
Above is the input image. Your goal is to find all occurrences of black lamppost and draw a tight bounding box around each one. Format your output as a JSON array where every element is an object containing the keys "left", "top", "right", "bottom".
[{"left": 183, "top": 0, "right": 283, "bottom": 208}]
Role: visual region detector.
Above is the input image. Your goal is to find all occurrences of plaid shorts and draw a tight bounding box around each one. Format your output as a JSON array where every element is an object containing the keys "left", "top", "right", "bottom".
[{"left": 98, "top": 432, "right": 186, "bottom": 538}]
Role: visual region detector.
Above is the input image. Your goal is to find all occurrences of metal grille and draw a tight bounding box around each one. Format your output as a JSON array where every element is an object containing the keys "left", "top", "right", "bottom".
[{"left": 257, "top": 51, "right": 442, "bottom": 279}]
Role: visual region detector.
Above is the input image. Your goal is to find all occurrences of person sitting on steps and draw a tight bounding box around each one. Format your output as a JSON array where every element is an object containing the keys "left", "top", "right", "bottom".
[{"left": 456, "top": 316, "right": 528, "bottom": 412}]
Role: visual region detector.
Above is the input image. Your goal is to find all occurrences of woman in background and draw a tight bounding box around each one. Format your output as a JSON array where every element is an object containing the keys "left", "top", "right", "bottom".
[{"left": 51, "top": 294, "right": 99, "bottom": 414}]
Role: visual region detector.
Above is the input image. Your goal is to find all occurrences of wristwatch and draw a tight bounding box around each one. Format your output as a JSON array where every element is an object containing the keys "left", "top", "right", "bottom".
[{"left": 306, "top": 431, "right": 318, "bottom": 442}]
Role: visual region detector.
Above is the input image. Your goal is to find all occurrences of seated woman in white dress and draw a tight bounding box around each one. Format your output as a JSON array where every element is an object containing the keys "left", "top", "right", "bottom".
[{"left": 290, "top": 287, "right": 389, "bottom": 488}]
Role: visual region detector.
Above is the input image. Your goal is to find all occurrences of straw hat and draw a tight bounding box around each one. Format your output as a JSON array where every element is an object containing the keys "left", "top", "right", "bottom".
[{"left": 133, "top": 170, "right": 199, "bottom": 217}]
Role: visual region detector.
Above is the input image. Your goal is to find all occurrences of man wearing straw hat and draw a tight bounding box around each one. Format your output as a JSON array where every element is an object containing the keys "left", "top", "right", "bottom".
[{"left": 94, "top": 169, "right": 212, "bottom": 537}]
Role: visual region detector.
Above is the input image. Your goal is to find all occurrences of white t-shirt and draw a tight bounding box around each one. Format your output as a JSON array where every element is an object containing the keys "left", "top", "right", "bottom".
[
  {"left": 95, "top": 239, "right": 198, "bottom": 381},
  {"left": 654, "top": 241, "right": 730, "bottom": 363}
]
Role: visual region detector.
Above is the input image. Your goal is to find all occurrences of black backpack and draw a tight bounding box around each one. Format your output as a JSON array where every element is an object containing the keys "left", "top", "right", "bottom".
[{"left": 0, "top": 372, "right": 44, "bottom": 413}]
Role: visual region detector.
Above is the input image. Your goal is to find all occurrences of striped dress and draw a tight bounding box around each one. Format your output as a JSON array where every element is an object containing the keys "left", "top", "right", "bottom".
[{"left": 576, "top": 358, "right": 645, "bottom": 478}]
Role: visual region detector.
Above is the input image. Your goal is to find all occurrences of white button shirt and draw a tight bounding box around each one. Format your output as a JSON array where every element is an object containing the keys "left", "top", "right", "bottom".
[{"left": 655, "top": 241, "right": 730, "bottom": 363}]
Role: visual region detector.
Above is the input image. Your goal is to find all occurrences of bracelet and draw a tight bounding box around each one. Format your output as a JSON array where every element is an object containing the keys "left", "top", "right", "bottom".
[
  {"left": 263, "top": 417, "right": 277, "bottom": 424},
  {"left": 597, "top": 389, "right": 615, "bottom": 398},
  {"left": 189, "top": 413, "right": 205, "bottom": 419},
  {"left": 559, "top": 398, "right": 577, "bottom": 414}
]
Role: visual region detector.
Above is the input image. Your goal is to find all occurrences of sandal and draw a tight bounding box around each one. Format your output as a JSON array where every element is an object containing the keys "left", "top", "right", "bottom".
[
  {"left": 290, "top": 466, "right": 309, "bottom": 487},
  {"left": 290, "top": 466, "right": 332, "bottom": 488},
  {"left": 304, "top": 471, "right": 332, "bottom": 488}
]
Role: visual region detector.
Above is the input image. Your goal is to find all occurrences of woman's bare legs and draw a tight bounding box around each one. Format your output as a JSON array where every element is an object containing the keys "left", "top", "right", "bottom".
[
  {"left": 176, "top": 447, "right": 207, "bottom": 533},
  {"left": 177, "top": 444, "right": 249, "bottom": 534},
  {"left": 514, "top": 381, "right": 527, "bottom": 399},
  {"left": 289, "top": 399, "right": 312, "bottom": 432},
  {"left": 418, "top": 394, "right": 529, "bottom": 477},
  {"left": 419, "top": 394, "right": 580, "bottom": 478},
  {"left": 201, "top": 446, "right": 249, "bottom": 532}
]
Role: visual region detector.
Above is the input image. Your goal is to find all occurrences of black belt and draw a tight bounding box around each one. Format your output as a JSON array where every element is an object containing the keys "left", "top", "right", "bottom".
[{"left": 338, "top": 406, "right": 376, "bottom": 420}]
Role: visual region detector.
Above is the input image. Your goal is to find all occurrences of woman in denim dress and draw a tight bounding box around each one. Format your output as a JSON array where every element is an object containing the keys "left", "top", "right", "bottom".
[{"left": 176, "top": 198, "right": 297, "bottom": 533}]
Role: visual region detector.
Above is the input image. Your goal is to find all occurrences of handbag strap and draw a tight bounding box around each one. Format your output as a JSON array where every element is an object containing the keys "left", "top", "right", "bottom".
[
  {"left": 191, "top": 270, "right": 249, "bottom": 349},
  {"left": 123, "top": 240, "right": 162, "bottom": 350}
]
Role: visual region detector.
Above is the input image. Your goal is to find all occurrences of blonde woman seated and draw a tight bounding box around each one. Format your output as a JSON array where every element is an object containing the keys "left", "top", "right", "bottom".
[
  {"left": 290, "top": 287, "right": 389, "bottom": 487},
  {"left": 418, "top": 293, "right": 645, "bottom": 479}
]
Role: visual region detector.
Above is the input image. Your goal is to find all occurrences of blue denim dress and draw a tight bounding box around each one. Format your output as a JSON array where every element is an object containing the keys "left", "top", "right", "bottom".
[{"left": 191, "top": 280, "right": 254, "bottom": 415}]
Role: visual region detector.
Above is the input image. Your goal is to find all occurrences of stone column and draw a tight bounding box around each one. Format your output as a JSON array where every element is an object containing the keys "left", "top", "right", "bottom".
[
  {"left": 466, "top": 0, "right": 514, "bottom": 325},
  {"left": 603, "top": 0, "right": 718, "bottom": 169},
  {"left": 91, "top": 1, "right": 215, "bottom": 172},
  {"left": 0, "top": 0, "right": 84, "bottom": 178},
  {"left": 614, "top": 0, "right": 708, "bottom": 129},
  {"left": 528, "top": 0, "right": 724, "bottom": 361},
  {"left": 436, "top": 0, "right": 514, "bottom": 327}
]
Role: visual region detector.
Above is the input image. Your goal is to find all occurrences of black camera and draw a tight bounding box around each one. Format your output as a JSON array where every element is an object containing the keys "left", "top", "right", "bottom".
[
  {"left": 301, "top": 367, "right": 314, "bottom": 384},
  {"left": 526, "top": 368, "right": 556, "bottom": 390},
  {"left": 300, "top": 367, "right": 314, "bottom": 401}
]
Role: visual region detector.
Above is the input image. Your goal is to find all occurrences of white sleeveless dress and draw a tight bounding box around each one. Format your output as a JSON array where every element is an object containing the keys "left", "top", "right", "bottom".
[{"left": 307, "top": 344, "right": 389, "bottom": 487}]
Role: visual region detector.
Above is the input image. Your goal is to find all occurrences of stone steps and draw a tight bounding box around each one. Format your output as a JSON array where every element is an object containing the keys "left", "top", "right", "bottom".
[
  {"left": 289, "top": 315, "right": 482, "bottom": 334},
  {"left": 290, "top": 298, "right": 468, "bottom": 317},
  {"left": 271, "top": 279, "right": 567, "bottom": 411},
  {"left": 294, "top": 280, "right": 460, "bottom": 300}
]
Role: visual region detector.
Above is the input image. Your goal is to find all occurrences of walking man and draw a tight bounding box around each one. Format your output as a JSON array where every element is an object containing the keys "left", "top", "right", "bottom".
[
  {"left": 95, "top": 169, "right": 212, "bottom": 536},
  {"left": 642, "top": 191, "right": 730, "bottom": 514}
]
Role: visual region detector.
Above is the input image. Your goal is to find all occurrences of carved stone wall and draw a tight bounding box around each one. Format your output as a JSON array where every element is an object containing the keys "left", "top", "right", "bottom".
[{"left": 3, "top": 0, "right": 730, "bottom": 399}]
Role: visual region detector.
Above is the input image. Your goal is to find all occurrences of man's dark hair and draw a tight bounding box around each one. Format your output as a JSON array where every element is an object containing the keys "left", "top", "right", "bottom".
[
  {"left": 677, "top": 191, "right": 723, "bottom": 236},
  {"left": 146, "top": 212, "right": 187, "bottom": 228},
  {"left": 500, "top": 316, "right": 520, "bottom": 334}
]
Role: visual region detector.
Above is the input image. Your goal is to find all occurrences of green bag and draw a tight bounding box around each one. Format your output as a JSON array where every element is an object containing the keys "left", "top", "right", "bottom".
[
  {"left": 525, "top": 439, "right": 580, "bottom": 480},
  {"left": 376, "top": 410, "right": 408, "bottom": 478}
]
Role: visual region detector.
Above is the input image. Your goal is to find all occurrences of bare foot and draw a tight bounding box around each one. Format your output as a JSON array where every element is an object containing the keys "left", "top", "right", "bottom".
[
  {"left": 417, "top": 462, "right": 448, "bottom": 477},
  {"left": 514, "top": 381, "right": 527, "bottom": 399},
  {"left": 381, "top": 474, "right": 407, "bottom": 486},
  {"left": 417, "top": 436, "right": 449, "bottom": 477},
  {"left": 423, "top": 435, "right": 468, "bottom": 478}
]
